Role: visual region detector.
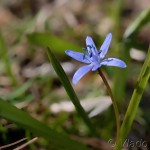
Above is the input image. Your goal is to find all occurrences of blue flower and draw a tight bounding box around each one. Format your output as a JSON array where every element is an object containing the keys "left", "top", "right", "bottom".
[{"left": 65, "top": 33, "right": 126, "bottom": 84}]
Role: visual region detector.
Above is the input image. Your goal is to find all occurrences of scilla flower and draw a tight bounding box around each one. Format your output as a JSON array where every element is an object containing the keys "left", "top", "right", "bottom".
[{"left": 65, "top": 33, "right": 126, "bottom": 84}]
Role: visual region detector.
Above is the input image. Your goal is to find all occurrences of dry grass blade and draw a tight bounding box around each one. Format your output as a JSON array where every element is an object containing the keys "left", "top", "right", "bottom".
[
  {"left": 0, "top": 138, "right": 27, "bottom": 150},
  {"left": 13, "top": 137, "right": 38, "bottom": 150}
]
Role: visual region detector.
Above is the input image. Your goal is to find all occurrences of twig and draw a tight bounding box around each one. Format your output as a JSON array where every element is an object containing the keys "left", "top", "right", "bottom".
[
  {"left": 14, "top": 137, "right": 38, "bottom": 150},
  {"left": 0, "top": 138, "right": 27, "bottom": 150}
]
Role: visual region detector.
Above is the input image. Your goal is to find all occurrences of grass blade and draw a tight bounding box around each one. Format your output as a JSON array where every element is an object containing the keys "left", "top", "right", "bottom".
[
  {"left": 6, "top": 80, "right": 33, "bottom": 101},
  {"left": 115, "top": 45, "right": 150, "bottom": 150},
  {"left": 27, "top": 32, "right": 81, "bottom": 54},
  {"left": 47, "top": 48, "right": 98, "bottom": 137},
  {"left": 0, "top": 31, "right": 17, "bottom": 86},
  {"left": 124, "top": 7, "right": 150, "bottom": 39},
  {"left": 0, "top": 100, "right": 90, "bottom": 150}
]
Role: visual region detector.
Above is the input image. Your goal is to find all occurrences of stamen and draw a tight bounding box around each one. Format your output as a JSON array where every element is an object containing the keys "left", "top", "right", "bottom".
[
  {"left": 98, "top": 51, "right": 101, "bottom": 55},
  {"left": 91, "top": 45, "right": 95, "bottom": 50},
  {"left": 87, "top": 45, "right": 92, "bottom": 49},
  {"left": 87, "top": 45, "right": 92, "bottom": 55},
  {"left": 83, "top": 54, "right": 86, "bottom": 60},
  {"left": 89, "top": 53, "right": 92, "bottom": 58}
]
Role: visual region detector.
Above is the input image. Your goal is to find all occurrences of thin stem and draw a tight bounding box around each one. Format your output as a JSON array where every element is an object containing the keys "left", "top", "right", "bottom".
[
  {"left": 14, "top": 137, "right": 38, "bottom": 150},
  {"left": 113, "top": 0, "right": 124, "bottom": 41},
  {"left": 0, "top": 138, "right": 27, "bottom": 149},
  {"left": 98, "top": 69, "right": 120, "bottom": 141},
  {"left": 112, "top": 0, "right": 127, "bottom": 104}
]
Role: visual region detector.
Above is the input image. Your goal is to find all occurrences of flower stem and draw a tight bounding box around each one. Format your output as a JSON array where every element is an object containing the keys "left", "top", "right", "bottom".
[{"left": 98, "top": 69, "right": 120, "bottom": 141}]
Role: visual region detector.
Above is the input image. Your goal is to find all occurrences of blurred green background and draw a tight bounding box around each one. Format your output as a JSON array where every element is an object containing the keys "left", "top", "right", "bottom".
[{"left": 0, "top": 0, "right": 149, "bottom": 149}]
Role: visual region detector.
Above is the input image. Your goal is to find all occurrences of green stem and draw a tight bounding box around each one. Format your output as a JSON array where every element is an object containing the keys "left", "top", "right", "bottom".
[
  {"left": 113, "top": 43, "right": 130, "bottom": 104},
  {"left": 98, "top": 69, "right": 120, "bottom": 142},
  {"left": 112, "top": 0, "right": 128, "bottom": 104},
  {"left": 0, "top": 31, "right": 17, "bottom": 86},
  {"left": 113, "top": 0, "right": 124, "bottom": 40},
  {"left": 115, "top": 46, "right": 150, "bottom": 150}
]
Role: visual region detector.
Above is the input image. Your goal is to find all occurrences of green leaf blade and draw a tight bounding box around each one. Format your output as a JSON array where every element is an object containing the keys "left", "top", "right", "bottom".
[
  {"left": 115, "top": 46, "right": 150, "bottom": 150},
  {"left": 0, "top": 100, "right": 90, "bottom": 150},
  {"left": 27, "top": 32, "right": 81, "bottom": 54},
  {"left": 46, "top": 48, "right": 98, "bottom": 137},
  {"left": 124, "top": 7, "right": 150, "bottom": 39}
]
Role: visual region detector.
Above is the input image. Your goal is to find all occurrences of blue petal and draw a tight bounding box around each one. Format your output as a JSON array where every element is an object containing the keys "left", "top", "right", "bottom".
[
  {"left": 65, "top": 50, "right": 90, "bottom": 63},
  {"left": 99, "top": 33, "right": 112, "bottom": 59},
  {"left": 92, "top": 63, "right": 101, "bottom": 71},
  {"left": 86, "top": 36, "right": 98, "bottom": 56},
  {"left": 72, "top": 64, "right": 93, "bottom": 84},
  {"left": 101, "top": 58, "right": 127, "bottom": 68}
]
